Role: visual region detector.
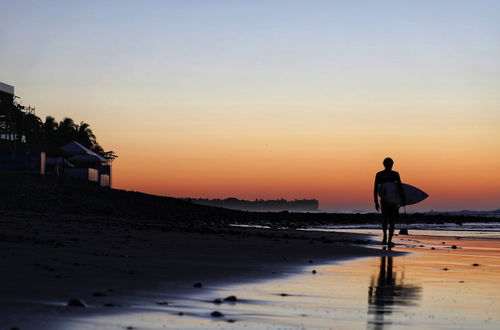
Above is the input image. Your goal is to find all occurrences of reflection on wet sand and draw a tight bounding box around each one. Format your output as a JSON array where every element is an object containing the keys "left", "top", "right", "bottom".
[{"left": 367, "top": 256, "right": 421, "bottom": 329}]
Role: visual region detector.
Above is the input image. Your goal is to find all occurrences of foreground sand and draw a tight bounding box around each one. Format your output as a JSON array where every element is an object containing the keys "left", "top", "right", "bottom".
[{"left": 0, "top": 211, "right": 392, "bottom": 329}]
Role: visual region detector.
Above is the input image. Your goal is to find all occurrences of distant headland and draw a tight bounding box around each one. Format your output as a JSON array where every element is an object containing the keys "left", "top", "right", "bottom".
[{"left": 184, "top": 197, "right": 319, "bottom": 212}]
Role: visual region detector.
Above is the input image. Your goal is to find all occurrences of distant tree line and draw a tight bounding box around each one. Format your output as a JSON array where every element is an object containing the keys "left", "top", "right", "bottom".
[
  {"left": 185, "top": 198, "right": 319, "bottom": 212},
  {"left": 7, "top": 103, "right": 116, "bottom": 160}
]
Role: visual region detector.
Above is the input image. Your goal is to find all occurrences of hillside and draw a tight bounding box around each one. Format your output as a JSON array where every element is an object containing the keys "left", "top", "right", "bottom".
[{"left": 0, "top": 174, "right": 239, "bottom": 226}]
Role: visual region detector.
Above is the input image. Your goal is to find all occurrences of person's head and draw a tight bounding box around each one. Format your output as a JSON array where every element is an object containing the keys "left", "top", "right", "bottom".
[{"left": 383, "top": 157, "right": 394, "bottom": 170}]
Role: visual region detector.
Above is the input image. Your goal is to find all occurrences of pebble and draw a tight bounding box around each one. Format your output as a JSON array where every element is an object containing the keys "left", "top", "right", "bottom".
[
  {"left": 451, "top": 245, "right": 457, "bottom": 249},
  {"left": 224, "top": 295, "right": 238, "bottom": 302},
  {"left": 211, "top": 311, "right": 224, "bottom": 317},
  {"left": 472, "top": 263, "right": 480, "bottom": 267},
  {"left": 156, "top": 301, "right": 169, "bottom": 305},
  {"left": 193, "top": 282, "right": 203, "bottom": 288},
  {"left": 312, "top": 270, "right": 317, "bottom": 274},
  {"left": 213, "top": 298, "right": 222, "bottom": 304}
]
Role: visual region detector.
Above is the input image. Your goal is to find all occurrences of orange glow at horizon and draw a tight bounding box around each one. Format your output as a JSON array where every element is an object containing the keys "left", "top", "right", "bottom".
[{"left": 106, "top": 105, "right": 500, "bottom": 211}]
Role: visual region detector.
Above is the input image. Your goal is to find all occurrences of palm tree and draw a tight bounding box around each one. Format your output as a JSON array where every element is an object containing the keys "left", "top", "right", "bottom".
[{"left": 75, "top": 121, "right": 97, "bottom": 149}]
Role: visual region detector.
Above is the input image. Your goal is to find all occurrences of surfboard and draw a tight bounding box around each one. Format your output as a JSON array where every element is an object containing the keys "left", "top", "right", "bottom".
[{"left": 379, "top": 183, "right": 428, "bottom": 205}]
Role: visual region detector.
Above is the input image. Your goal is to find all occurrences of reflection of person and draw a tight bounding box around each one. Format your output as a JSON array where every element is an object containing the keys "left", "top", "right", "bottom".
[
  {"left": 367, "top": 257, "right": 422, "bottom": 329},
  {"left": 368, "top": 257, "right": 395, "bottom": 329},
  {"left": 373, "top": 158, "right": 405, "bottom": 245}
]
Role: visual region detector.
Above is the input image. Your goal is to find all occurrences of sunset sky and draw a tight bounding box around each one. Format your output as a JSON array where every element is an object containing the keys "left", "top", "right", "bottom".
[{"left": 1, "top": 1, "right": 499, "bottom": 211}]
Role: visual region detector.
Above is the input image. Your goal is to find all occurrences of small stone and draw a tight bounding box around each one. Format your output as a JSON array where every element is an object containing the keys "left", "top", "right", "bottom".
[
  {"left": 472, "top": 263, "right": 479, "bottom": 266},
  {"left": 193, "top": 282, "right": 203, "bottom": 288},
  {"left": 312, "top": 270, "right": 317, "bottom": 274},
  {"left": 309, "top": 260, "right": 313, "bottom": 263},
  {"left": 211, "top": 311, "right": 224, "bottom": 317},
  {"left": 227, "top": 319, "right": 236, "bottom": 323},
  {"left": 67, "top": 298, "right": 87, "bottom": 307},
  {"left": 431, "top": 247, "right": 436, "bottom": 250},
  {"left": 280, "top": 293, "right": 288, "bottom": 296},
  {"left": 178, "top": 312, "right": 184, "bottom": 316},
  {"left": 224, "top": 295, "right": 238, "bottom": 302},
  {"left": 442, "top": 242, "right": 446, "bottom": 244},
  {"left": 156, "top": 301, "right": 169, "bottom": 305},
  {"left": 443, "top": 268, "right": 448, "bottom": 271},
  {"left": 451, "top": 245, "right": 457, "bottom": 249}
]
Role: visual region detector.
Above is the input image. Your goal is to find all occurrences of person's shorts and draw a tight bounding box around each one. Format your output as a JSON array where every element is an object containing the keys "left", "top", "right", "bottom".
[{"left": 381, "top": 201, "right": 399, "bottom": 219}]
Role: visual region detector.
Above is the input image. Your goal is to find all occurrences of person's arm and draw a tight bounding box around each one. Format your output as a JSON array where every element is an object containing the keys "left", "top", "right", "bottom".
[
  {"left": 396, "top": 172, "right": 406, "bottom": 206},
  {"left": 374, "top": 174, "right": 380, "bottom": 211}
]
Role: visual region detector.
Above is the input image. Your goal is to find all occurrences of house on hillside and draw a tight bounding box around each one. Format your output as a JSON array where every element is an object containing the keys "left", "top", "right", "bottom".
[
  {"left": 1, "top": 81, "right": 114, "bottom": 186},
  {"left": 60, "top": 141, "right": 112, "bottom": 187},
  {"left": 0, "top": 81, "right": 45, "bottom": 174}
]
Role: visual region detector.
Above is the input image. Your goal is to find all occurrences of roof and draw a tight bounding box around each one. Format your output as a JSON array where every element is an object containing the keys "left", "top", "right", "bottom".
[
  {"left": 61, "top": 141, "right": 107, "bottom": 163},
  {"left": 0, "top": 82, "right": 14, "bottom": 95}
]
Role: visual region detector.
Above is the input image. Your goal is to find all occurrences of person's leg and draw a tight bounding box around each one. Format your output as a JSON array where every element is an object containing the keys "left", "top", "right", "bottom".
[
  {"left": 382, "top": 218, "right": 388, "bottom": 244},
  {"left": 388, "top": 218, "right": 395, "bottom": 245}
]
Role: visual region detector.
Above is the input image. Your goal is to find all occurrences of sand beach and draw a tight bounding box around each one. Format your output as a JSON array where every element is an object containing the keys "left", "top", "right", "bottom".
[{"left": 2, "top": 209, "right": 500, "bottom": 329}]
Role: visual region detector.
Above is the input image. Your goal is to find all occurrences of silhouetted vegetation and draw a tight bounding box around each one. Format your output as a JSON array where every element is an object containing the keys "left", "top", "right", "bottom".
[{"left": 10, "top": 103, "right": 116, "bottom": 159}]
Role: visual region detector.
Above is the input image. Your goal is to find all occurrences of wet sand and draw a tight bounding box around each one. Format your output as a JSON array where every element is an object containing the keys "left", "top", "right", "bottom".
[
  {"left": 71, "top": 230, "right": 500, "bottom": 329},
  {"left": 0, "top": 211, "right": 390, "bottom": 330}
]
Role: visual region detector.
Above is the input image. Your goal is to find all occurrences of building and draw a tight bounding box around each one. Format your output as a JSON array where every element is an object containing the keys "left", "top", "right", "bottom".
[
  {"left": 60, "top": 141, "right": 112, "bottom": 187},
  {"left": 0, "top": 82, "right": 113, "bottom": 186},
  {"left": 0, "top": 82, "right": 46, "bottom": 174}
]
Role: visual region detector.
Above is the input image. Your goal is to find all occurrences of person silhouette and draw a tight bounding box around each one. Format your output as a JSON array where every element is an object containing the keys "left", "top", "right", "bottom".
[{"left": 373, "top": 158, "right": 405, "bottom": 245}]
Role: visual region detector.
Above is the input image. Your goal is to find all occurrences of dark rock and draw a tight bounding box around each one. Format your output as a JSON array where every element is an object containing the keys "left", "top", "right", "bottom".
[
  {"left": 312, "top": 270, "right": 317, "bottom": 274},
  {"left": 211, "top": 311, "right": 224, "bottom": 317},
  {"left": 156, "top": 301, "right": 169, "bottom": 305},
  {"left": 443, "top": 268, "right": 448, "bottom": 271},
  {"left": 224, "top": 295, "right": 238, "bottom": 302},
  {"left": 280, "top": 293, "right": 288, "bottom": 296},
  {"left": 67, "top": 298, "right": 87, "bottom": 307},
  {"left": 472, "top": 263, "right": 479, "bottom": 266},
  {"left": 431, "top": 247, "right": 436, "bottom": 250},
  {"left": 193, "top": 282, "right": 203, "bottom": 288},
  {"left": 178, "top": 312, "right": 184, "bottom": 316},
  {"left": 227, "top": 319, "right": 236, "bottom": 323},
  {"left": 213, "top": 298, "right": 222, "bottom": 304},
  {"left": 451, "top": 245, "right": 457, "bottom": 249}
]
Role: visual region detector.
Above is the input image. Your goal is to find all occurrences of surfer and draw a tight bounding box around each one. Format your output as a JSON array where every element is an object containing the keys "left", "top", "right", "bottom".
[{"left": 374, "top": 157, "right": 406, "bottom": 246}]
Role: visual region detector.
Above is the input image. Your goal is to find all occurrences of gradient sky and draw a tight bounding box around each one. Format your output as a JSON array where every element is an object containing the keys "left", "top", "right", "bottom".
[{"left": 1, "top": 1, "right": 499, "bottom": 211}]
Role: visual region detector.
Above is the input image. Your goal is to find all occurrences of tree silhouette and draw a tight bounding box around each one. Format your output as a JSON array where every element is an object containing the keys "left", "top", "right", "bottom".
[{"left": 13, "top": 109, "right": 117, "bottom": 160}]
